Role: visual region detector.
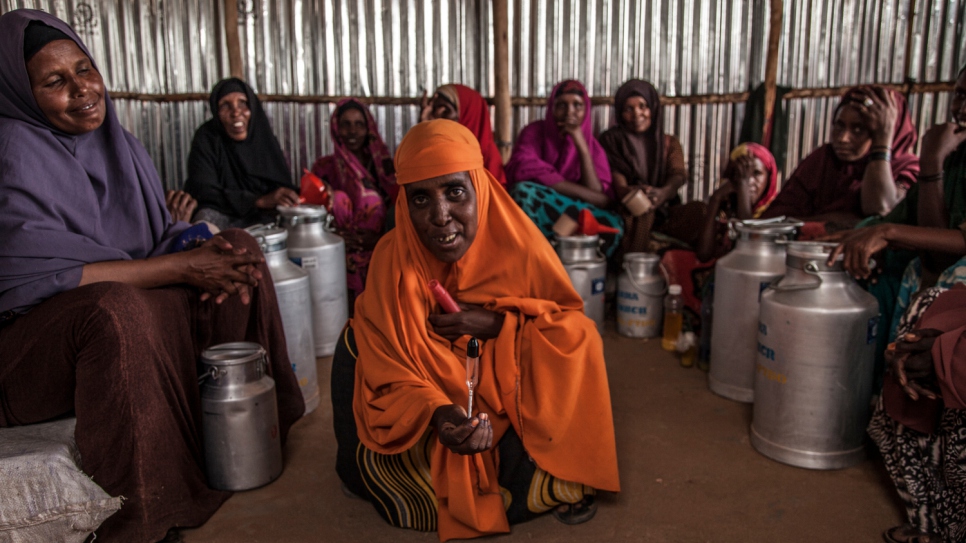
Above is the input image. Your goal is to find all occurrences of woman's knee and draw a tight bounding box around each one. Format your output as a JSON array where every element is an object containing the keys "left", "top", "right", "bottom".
[{"left": 218, "top": 228, "right": 264, "bottom": 258}]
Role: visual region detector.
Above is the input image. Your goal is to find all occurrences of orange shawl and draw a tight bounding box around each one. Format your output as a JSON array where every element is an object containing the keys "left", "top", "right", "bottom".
[{"left": 352, "top": 120, "right": 619, "bottom": 541}]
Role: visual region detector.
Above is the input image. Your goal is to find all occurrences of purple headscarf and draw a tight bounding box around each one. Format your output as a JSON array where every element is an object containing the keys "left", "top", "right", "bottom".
[
  {"left": 505, "top": 79, "right": 612, "bottom": 195},
  {"left": 0, "top": 9, "right": 187, "bottom": 315}
]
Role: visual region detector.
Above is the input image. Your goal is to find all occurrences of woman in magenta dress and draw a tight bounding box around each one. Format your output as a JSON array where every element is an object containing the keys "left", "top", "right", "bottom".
[{"left": 311, "top": 99, "right": 398, "bottom": 306}]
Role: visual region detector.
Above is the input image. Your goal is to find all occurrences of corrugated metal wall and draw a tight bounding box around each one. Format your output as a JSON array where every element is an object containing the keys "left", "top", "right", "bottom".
[
  {"left": 780, "top": 0, "right": 966, "bottom": 175},
  {"left": 2, "top": 0, "right": 963, "bottom": 200}
]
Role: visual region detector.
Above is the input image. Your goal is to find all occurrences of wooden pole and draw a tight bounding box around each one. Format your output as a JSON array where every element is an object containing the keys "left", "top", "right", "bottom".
[
  {"left": 902, "top": 0, "right": 917, "bottom": 86},
  {"left": 224, "top": 0, "right": 244, "bottom": 79},
  {"left": 762, "top": 0, "right": 784, "bottom": 147},
  {"left": 492, "top": 0, "right": 512, "bottom": 162}
]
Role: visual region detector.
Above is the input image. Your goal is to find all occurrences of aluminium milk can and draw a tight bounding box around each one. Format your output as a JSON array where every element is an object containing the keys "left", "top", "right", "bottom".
[
  {"left": 250, "top": 225, "right": 319, "bottom": 414},
  {"left": 617, "top": 252, "right": 666, "bottom": 338},
  {"left": 751, "top": 242, "right": 879, "bottom": 470},
  {"left": 277, "top": 205, "right": 349, "bottom": 357},
  {"left": 200, "top": 342, "right": 283, "bottom": 490},
  {"left": 554, "top": 234, "right": 606, "bottom": 331},
  {"left": 708, "top": 219, "right": 800, "bottom": 402}
]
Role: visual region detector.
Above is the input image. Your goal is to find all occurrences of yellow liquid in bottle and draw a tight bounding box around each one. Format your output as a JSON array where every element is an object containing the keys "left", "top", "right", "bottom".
[{"left": 662, "top": 312, "right": 683, "bottom": 351}]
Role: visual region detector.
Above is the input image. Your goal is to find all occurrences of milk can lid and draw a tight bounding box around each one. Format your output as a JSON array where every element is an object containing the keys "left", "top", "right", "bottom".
[
  {"left": 554, "top": 234, "right": 600, "bottom": 245},
  {"left": 277, "top": 204, "right": 327, "bottom": 220},
  {"left": 246, "top": 224, "right": 288, "bottom": 253},
  {"left": 201, "top": 342, "right": 266, "bottom": 366}
]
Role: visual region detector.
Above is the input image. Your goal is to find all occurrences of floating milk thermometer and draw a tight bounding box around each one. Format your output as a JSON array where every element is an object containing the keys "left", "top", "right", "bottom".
[{"left": 466, "top": 338, "right": 480, "bottom": 418}]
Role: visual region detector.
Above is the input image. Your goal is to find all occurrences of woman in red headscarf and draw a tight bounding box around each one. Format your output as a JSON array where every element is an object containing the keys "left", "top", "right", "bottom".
[
  {"left": 421, "top": 84, "right": 507, "bottom": 186},
  {"left": 762, "top": 85, "right": 920, "bottom": 229},
  {"left": 693, "top": 142, "right": 780, "bottom": 262},
  {"left": 329, "top": 120, "right": 619, "bottom": 541},
  {"left": 310, "top": 99, "right": 397, "bottom": 303},
  {"left": 656, "top": 143, "right": 780, "bottom": 358}
]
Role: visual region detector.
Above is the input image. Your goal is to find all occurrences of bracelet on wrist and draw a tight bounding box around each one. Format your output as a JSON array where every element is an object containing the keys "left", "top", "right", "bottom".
[
  {"left": 869, "top": 150, "right": 892, "bottom": 163},
  {"left": 919, "top": 171, "right": 944, "bottom": 183}
]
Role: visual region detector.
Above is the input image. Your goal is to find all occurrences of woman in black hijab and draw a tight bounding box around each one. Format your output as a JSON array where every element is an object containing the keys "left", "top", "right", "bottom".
[
  {"left": 184, "top": 78, "right": 299, "bottom": 229},
  {"left": 599, "top": 79, "right": 692, "bottom": 254}
]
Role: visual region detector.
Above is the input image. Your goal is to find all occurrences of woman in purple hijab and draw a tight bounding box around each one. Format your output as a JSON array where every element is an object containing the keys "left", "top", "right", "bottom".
[
  {"left": 0, "top": 9, "right": 303, "bottom": 542},
  {"left": 505, "top": 79, "right": 623, "bottom": 256}
]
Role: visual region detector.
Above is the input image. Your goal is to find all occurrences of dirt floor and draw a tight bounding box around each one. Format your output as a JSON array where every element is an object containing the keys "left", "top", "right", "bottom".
[{"left": 182, "top": 324, "right": 904, "bottom": 543}]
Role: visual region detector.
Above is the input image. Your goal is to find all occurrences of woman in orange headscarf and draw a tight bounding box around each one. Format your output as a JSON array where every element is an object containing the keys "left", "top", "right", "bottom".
[{"left": 330, "top": 120, "right": 619, "bottom": 541}]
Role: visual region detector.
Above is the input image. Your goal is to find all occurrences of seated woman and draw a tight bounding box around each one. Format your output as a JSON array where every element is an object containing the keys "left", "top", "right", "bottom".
[
  {"left": 693, "top": 142, "right": 780, "bottom": 262},
  {"left": 183, "top": 77, "right": 300, "bottom": 230},
  {"left": 865, "top": 284, "right": 966, "bottom": 543},
  {"left": 829, "top": 68, "right": 966, "bottom": 379},
  {"left": 421, "top": 84, "right": 508, "bottom": 186},
  {"left": 657, "top": 143, "right": 779, "bottom": 353},
  {"left": 505, "top": 79, "right": 622, "bottom": 256},
  {"left": 761, "top": 85, "right": 919, "bottom": 230},
  {"left": 310, "top": 99, "right": 397, "bottom": 306},
  {"left": 599, "top": 79, "right": 694, "bottom": 253},
  {"left": 331, "top": 120, "right": 620, "bottom": 540},
  {"left": 0, "top": 11, "right": 303, "bottom": 543}
]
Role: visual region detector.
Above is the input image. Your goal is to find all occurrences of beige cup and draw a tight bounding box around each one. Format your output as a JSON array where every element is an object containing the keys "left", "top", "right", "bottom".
[
  {"left": 552, "top": 213, "right": 579, "bottom": 237},
  {"left": 622, "top": 187, "right": 652, "bottom": 217}
]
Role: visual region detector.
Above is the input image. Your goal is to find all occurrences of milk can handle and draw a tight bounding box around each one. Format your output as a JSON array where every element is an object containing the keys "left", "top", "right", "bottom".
[
  {"left": 198, "top": 366, "right": 223, "bottom": 385},
  {"left": 767, "top": 261, "right": 823, "bottom": 292},
  {"left": 621, "top": 261, "right": 670, "bottom": 296},
  {"left": 324, "top": 213, "right": 335, "bottom": 232}
]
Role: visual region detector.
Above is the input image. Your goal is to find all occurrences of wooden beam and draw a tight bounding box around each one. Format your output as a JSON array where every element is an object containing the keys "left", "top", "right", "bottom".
[
  {"left": 492, "top": 0, "right": 512, "bottom": 161},
  {"left": 224, "top": 0, "right": 244, "bottom": 79},
  {"left": 105, "top": 81, "right": 955, "bottom": 106},
  {"left": 762, "top": 0, "right": 784, "bottom": 146}
]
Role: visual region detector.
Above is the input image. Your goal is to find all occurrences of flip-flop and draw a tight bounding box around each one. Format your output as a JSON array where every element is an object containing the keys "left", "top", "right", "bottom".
[
  {"left": 552, "top": 495, "right": 598, "bottom": 525},
  {"left": 883, "top": 525, "right": 939, "bottom": 543}
]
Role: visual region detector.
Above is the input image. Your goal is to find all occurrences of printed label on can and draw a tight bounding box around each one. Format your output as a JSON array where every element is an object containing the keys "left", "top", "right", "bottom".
[
  {"left": 617, "top": 303, "right": 647, "bottom": 315},
  {"left": 289, "top": 257, "right": 302, "bottom": 266},
  {"left": 591, "top": 278, "right": 605, "bottom": 295},
  {"left": 867, "top": 316, "right": 880, "bottom": 344},
  {"left": 759, "top": 321, "right": 767, "bottom": 336},
  {"left": 301, "top": 256, "right": 319, "bottom": 269}
]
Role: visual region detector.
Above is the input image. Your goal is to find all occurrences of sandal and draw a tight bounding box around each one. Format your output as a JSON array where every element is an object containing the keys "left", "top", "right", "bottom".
[
  {"left": 552, "top": 495, "right": 598, "bottom": 525},
  {"left": 883, "top": 525, "right": 939, "bottom": 543}
]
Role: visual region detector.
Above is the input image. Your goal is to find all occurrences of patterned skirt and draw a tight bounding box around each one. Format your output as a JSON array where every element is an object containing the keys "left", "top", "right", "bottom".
[
  {"left": 331, "top": 326, "right": 593, "bottom": 532},
  {"left": 868, "top": 283, "right": 966, "bottom": 542},
  {"left": 509, "top": 181, "right": 623, "bottom": 258}
]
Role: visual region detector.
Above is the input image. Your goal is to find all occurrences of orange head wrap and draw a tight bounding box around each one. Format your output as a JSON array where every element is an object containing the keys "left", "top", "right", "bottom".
[
  {"left": 394, "top": 119, "right": 483, "bottom": 185},
  {"left": 353, "top": 119, "right": 619, "bottom": 541}
]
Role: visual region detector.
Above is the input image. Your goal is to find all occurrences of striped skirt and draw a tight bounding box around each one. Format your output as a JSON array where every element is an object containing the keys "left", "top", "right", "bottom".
[{"left": 331, "top": 326, "right": 592, "bottom": 531}]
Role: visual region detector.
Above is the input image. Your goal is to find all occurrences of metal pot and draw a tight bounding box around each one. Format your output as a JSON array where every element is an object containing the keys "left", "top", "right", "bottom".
[
  {"left": 617, "top": 252, "right": 666, "bottom": 338},
  {"left": 708, "top": 219, "right": 801, "bottom": 402},
  {"left": 750, "top": 241, "right": 879, "bottom": 470},
  {"left": 277, "top": 205, "right": 349, "bottom": 357},
  {"left": 200, "top": 343, "right": 283, "bottom": 490}
]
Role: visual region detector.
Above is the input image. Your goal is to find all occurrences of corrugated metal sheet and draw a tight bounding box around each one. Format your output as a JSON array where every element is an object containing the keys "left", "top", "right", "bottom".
[
  {"left": 779, "top": 0, "right": 966, "bottom": 176},
  {"left": 1, "top": 0, "right": 962, "bottom": 199}
]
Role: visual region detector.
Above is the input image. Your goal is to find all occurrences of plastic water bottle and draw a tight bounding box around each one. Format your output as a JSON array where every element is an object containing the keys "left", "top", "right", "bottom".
[{"left": 662, "top": 284, "right": 684, "bottom": 351}]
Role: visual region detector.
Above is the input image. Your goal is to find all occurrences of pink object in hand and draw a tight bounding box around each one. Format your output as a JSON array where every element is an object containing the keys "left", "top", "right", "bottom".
[{"left": 429, "top": 280, "right": 461, "bottom": 313}]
